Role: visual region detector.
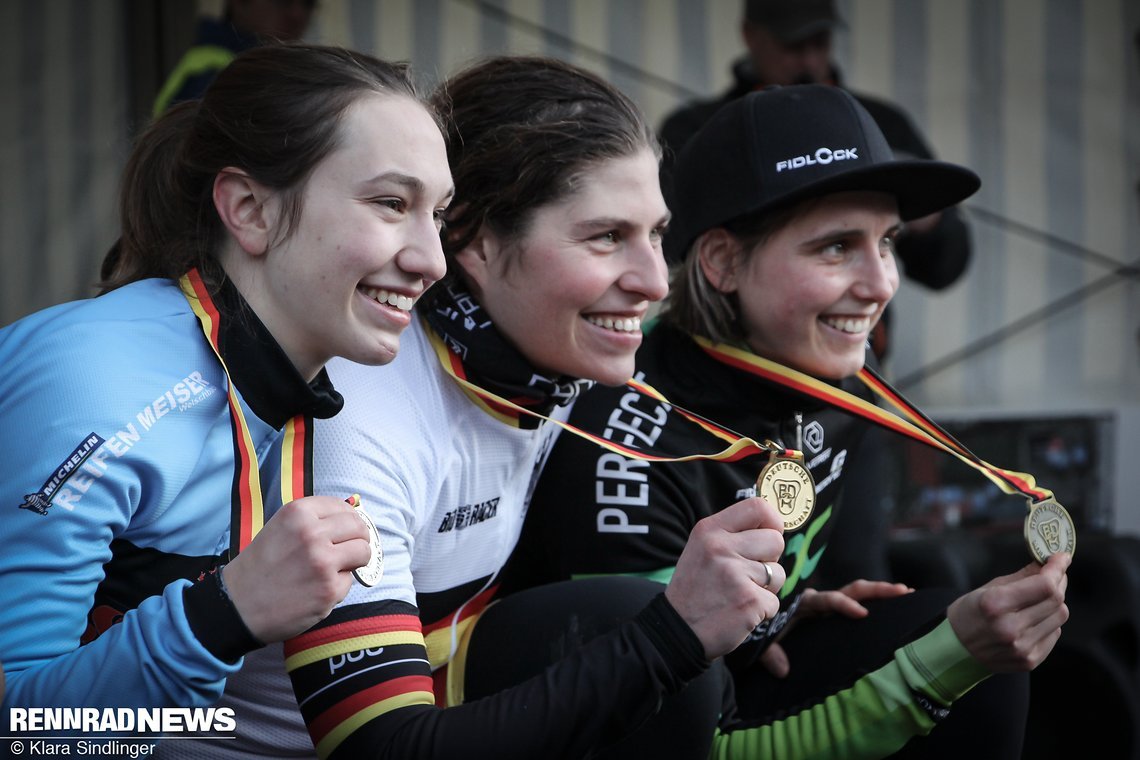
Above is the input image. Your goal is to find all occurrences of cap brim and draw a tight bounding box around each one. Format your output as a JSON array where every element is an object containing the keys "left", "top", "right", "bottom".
[
  {"left": 663, "top": 160, "right": 980, "bottom": 264},
  {"left": 750, "top": 159, "right": 980, "bottom": 222}
]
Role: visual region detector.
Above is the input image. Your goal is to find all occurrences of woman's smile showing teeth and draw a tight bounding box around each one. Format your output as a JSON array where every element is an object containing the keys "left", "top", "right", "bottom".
[
  {"left": 360, "top": 285, "right": 416, "bottom": 312},
  {"left": 585, "top": 314, "right": 642, "bottom": 333},
  {"left": 820, "top": 315, "right": 873, "bottom": 335}
]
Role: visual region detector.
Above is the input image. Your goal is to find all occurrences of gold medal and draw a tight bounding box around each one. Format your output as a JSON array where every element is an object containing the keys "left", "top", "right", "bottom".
[
  {"left": 1023, "top": 498, "right": 1076, "bottom": 564},
  {"left": 756, "top": 448, "right": 815, "bottom": 532},
  {"left": 347, "top": 494, "right": 384, "bottom": 587}
]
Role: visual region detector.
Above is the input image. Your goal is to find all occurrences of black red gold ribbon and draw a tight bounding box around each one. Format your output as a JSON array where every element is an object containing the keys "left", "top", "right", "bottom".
[
  {"left": 180, "top": 269, "right": 314, "bottom": 559},
  {"left": 691, "top": 336, "right": 1055, "bottom": 504},
  {"left": 425, "top": 321, "right": 787, "bottom": 465},
  {"left": 429, "top": 316, "right": 1056, "bottom": 523}
]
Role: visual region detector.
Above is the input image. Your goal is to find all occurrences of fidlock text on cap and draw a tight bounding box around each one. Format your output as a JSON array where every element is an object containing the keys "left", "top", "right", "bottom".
[{"left": 776, "top": 147, "right": 858, "bottom": 172}]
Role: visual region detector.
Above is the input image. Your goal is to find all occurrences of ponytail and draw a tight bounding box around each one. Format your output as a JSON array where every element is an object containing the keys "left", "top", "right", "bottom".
[{"left": 100, "top": 102, "right": 220, "bottom": 291}]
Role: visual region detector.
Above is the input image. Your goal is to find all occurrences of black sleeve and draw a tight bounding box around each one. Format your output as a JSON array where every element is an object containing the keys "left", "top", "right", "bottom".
[{"left": 312, "top": 595, "right": 708, "bottom": 760}]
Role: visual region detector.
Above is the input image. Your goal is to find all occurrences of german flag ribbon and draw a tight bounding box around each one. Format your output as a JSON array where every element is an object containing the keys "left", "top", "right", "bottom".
[
  {"left": 691, "top": 335, "right": 1054, "bottom": 505},
  {"left": 425, "top": 322, "right": 788, "bottom": 465},
  {"left": 180, "top": 268, "right": 314, "bottom": 559}
]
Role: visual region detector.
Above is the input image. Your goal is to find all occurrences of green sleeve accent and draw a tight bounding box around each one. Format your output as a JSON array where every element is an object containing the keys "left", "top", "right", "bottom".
[
  {"left": 152, "top": 45, "right": 238, "bottom": 117},
  {"left": 898, "top": 618, "right": 992, "bottom": 705},
  {"left": 711, "top": 619, "right": 992, "bottom": 759},
  {"left": 570, "top": 567, "right": 676, "bottom": 585}
]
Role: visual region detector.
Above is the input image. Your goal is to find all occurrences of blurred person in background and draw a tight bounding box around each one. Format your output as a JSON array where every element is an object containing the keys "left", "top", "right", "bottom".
[{"left": 153, "top": 0, "right": 317, "bottom": 116}]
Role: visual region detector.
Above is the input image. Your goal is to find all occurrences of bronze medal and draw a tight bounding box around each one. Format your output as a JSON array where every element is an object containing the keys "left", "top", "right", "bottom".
[
  {"left": 756, "top": 452, "right": 816, "bottom": 532},
  {"left": 352, "top": 502, "right": 384, "bottom": 587},
  {"left": 1023, "top": 498, "right": 1076, "bottom": 564}
]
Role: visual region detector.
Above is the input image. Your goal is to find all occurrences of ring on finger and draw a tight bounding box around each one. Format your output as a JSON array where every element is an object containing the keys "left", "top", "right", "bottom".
[{"left": 760, "top": 561, "right": 773, "bottom": 589}]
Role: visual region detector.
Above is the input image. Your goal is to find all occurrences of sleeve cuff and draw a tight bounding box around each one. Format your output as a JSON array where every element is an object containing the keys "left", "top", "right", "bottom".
[
  {"left": 899, "top": 618, "right": 992, "bottom": 705},
  {"left": 182, "top": 569, "right": 263, "bottom": 663},
  {"left": 633, "top": 593, "right": 709, "bottom": 683}
]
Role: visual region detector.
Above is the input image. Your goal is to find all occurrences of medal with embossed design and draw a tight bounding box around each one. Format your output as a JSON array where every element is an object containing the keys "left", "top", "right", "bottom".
[
  {"left": 346, "top": 494, "right": 384, "bottom": 587},
  {"left": 756, "top": 446, "right": 815, "bottom": 532},
  {"left": 1023, "top": 497, "right": 1076, "bottom": 563}
]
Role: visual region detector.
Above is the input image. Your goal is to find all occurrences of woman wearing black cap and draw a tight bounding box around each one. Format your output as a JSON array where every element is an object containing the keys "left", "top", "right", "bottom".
[{"left": 505, "top": 84, "right": 1070, "bottom": 757}]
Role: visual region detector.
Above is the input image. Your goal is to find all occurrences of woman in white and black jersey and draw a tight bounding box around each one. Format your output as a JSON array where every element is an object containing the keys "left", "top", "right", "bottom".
[{"left": 205, "top": 56, "right": 789, "bottom": 760}]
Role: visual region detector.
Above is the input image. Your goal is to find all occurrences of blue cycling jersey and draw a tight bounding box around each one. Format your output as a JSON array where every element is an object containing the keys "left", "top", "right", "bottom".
[{"left": 0, "top": 276, "right": 339, "bottom": 712}]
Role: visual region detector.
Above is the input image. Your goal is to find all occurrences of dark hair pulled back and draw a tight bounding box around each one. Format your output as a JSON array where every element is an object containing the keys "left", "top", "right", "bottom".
[
  {"left": 101, "top": 43, "right": 436, "bottom": 293},
  {"left": 429, "top": 56, "right": 659, "bottom": 285}
]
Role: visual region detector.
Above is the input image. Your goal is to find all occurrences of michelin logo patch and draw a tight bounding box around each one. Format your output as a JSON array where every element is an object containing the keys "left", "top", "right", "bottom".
[{"left": 19, "top": 433, "right": 106, "bottom": 515}]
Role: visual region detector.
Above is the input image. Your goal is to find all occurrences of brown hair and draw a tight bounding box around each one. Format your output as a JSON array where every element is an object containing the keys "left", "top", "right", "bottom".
[
  {"left": 100, "top": 43, "right": 437, "bottom": 293},
  {"left": 428, "top": 56, "right": 659, "bottom": 287},
  {"left": 662, "top": 200, "right": 816, "bottom": 345}
]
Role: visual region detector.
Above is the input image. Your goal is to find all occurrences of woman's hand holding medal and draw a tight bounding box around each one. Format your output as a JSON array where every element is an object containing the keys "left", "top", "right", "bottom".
[
  {"left": 666, "top": 496, "right": 787, "bottom": 660},
  {"left": 222, "top": 496, "right": 373, "bottom": 643},
  {"left": 946, "top": 551, "right": 1071, "bottom": 672}
]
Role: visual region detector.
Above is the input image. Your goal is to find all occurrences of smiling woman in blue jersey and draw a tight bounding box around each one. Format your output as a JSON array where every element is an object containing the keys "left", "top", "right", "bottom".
[{"left": 0, "top": 44, "right": 452, "bottom": 719}]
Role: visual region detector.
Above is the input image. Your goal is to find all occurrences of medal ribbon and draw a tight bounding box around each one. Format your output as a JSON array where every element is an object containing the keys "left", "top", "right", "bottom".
[
  {"left": 855, "top": 365, "right": 1050, "bottom": 501},
  {"left": 180, "top": 269, "right": 314, "bottom": 560},
  {"left": 425, "top": 323, "right": 790, "bottom": 464},
  {"left": 427, "top": 327, "right": 536, "bottom": 427},
  {"left": 691, "top": 336, "right": 1053, "bottom": 504}
]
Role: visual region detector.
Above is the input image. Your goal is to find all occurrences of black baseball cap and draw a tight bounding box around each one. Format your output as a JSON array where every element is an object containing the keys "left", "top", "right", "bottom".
[
  {"left": 745, "top": 0, "right": 843, "bottom": 43},
  {"left": 664, "top": 84, "right": 981, "bottom": 263}
]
